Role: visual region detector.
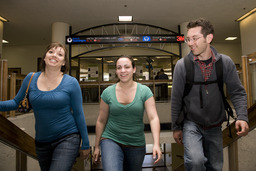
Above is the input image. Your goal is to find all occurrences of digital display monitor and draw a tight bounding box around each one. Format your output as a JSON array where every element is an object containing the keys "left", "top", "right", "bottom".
[{"left": 66, "top": 35, "right": 184, "bottom": 44}]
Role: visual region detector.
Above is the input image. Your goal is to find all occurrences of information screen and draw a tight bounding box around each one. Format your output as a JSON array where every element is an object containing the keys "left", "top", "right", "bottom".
[{"left": 66, "top": 35, "right": 184, "bottom": 44}]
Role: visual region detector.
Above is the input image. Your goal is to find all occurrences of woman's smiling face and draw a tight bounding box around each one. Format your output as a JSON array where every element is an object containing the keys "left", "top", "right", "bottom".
[
  {"left": 44, "top": 46, "right": 65, "bottom": 69},
  {"left": 116, "top": 57, "right": 136, "bottom": 83}
]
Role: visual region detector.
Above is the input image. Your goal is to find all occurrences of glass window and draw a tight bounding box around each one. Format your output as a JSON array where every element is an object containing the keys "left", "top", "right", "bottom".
[
  {"left": 80, "top": 58, "right": 102, "bottom": 81},
  {"left": 71, "top": 55, "right": 176, "bottom": 103},
  {"left": 103, "top": 57, "right": 117, "bottom": 81}
]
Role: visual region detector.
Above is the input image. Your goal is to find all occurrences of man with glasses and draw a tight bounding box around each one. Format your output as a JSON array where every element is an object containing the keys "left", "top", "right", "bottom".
[{"left": 171, "top": 18, "right": 249, "bottom": 171}]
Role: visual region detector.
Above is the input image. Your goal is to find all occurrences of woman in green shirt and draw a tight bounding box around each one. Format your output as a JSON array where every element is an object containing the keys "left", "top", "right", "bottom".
[{"left": 93, "top": 55, "right": 162, "bottom": 171}]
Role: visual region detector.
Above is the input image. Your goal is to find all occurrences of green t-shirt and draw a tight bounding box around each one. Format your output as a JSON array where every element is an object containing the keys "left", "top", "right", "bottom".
[{"left": 101, "top": 82, "right": 153, "bottom": 146}]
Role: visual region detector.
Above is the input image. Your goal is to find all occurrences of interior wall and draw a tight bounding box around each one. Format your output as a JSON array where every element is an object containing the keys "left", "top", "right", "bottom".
[
  {"left": 2, "top": 45, "right": 46, "bottom": 75},
  {"left": 212, "top": 43, "right": 242, "bottom": 66},
  {"left": 240, "top": 12, "right": 256, "bottom": 56}
]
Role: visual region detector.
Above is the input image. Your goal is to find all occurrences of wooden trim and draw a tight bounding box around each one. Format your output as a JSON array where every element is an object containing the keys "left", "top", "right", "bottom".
[
  {"left": 0, "top": 60, "right": 8, "bottom": 117},
  {"left": 242, "top": 56, "right": 249, "bottom": 107},
  {"left": 0, "top": 114, "right": 37, "bottom": 159},
  {"left": 16, "top": 151, "right": 27, "bottom": 171},
  {"left": 228, "top": 141, "right": 238, "bottom": 171}
]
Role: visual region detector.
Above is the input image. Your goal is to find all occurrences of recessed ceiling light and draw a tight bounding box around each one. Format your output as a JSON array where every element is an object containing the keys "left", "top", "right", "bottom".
[
  {"left": 106, "top": 60, "right": 114, "bottom": 63},
  {"left": 225, "top": 37, "right": 237, "bottom": 41},
  {"left": 235, "top": 7, "right": 256, "bottom": 22},
  {"left": 118, "top": 16, "right": 133, "bottom": 22},
  {"left": 0, "top": 16, "right": 8, "bottom": 22},
  {"left": 2, "top": 40, "right": 9, "bottom": 43}
]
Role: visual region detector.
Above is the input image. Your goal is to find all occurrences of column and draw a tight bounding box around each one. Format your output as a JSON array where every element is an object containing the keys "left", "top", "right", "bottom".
[
  {"left": 180, "top": 21, "right": 190, "bottom": 58},
  {"left": 51, "top": 22, "right": 70, "bottom": 45}
]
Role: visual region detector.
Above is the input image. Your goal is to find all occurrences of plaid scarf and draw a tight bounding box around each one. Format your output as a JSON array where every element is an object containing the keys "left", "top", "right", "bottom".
[{"left": 194, "top": 50, "right": 216, "bottom": 81}]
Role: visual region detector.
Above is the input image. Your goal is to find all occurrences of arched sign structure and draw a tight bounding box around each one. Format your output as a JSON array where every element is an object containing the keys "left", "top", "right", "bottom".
[{"left": 66, "top": 22, "right": 184, "bottom": 78}]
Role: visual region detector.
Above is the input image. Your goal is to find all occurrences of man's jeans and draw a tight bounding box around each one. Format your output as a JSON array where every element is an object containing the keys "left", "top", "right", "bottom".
[
  {"left": 183, "top": 120, "right": 223, "bottom": 171},
  {"left": 100, "top": 138, "right": 146, "bottom": 171},
  {"left": 35, "top": 133, "right": 81, "bottom": 171}
]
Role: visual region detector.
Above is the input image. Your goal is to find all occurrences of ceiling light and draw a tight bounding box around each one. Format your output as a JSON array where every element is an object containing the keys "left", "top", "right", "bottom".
[
  {"left": 106, "top": 60, "right": 114, "bottom": 63},
  {"left": 0, "top": 16, "right": 8, "bottom": 22},
  {"left": 2, "top": 40, "right": 9, "bottom": 43},
  {"left": 225, "top": 37, "right": 237, "bottom": 41},
  {"left": 235, "top": 7, "right": 256, "bottom": 22},
  {"left": 118, "top": 16, "right": 133, "bottom": 22}
]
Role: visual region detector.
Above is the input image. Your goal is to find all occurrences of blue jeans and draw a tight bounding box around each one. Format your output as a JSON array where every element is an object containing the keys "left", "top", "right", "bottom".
[
  {"left": 100, "top": 139, "right": 146, "bottom": 171},
  {"left": 35, "top": 133, "right": 81, "bottom": 171},
  {"left": 183, "top": 120, "right": 223, "bottom": 171}
]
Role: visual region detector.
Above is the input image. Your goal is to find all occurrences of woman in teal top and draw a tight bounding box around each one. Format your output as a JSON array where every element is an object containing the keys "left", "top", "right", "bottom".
[
  {"left": 0, "top": 42, "right": 90, "bottom": 171},
  {"left": 93, "top": 55, "right": 162, "bottom": 171}
]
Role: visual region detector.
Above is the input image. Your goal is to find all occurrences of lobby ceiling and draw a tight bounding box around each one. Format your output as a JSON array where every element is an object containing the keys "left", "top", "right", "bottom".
[{"left": 0, "top": 0, "right": 256, "bottom": 46}]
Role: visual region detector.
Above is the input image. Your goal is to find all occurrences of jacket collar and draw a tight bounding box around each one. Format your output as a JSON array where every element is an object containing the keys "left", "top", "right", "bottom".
[{"left": 187, "top": 45, "right": 221, "bottom": 61}]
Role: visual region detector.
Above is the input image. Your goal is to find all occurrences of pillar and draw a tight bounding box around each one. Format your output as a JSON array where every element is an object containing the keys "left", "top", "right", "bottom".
[
  {"left": 180, "top": 21, "right": 190, "bottom": 58},
  {"left": 51, "top": 22, "right": 70, "bottom": 45}
]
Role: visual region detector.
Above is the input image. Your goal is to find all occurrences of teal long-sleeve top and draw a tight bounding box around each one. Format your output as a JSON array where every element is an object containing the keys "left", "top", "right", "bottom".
[{"left": 0, "top": 72, "right": 90, "bottom": 149}]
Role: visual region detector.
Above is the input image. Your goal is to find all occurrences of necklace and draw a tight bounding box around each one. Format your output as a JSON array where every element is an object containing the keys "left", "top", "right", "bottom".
[
  {"left": 47, "top": 85, "right": 51, "bottom": 91},
  {"left": 43, "top": 72, "right": 63, "bottom": 91}
]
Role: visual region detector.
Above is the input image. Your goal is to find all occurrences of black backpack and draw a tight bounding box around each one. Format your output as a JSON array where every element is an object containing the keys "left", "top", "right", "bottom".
[{"left": 176, "top": 55, "right": 236, "bottom": 137}]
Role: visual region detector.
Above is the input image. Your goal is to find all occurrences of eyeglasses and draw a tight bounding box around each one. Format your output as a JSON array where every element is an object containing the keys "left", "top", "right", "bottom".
[{"left": 184, "top": 36, "right": 203, "bottom": 43}]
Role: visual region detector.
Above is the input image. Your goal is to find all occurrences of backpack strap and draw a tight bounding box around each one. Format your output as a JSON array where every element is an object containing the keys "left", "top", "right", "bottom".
[
  {"left": 215, "top": 57, "right": 236, "bottom": 138},
  {"left": 215, "top": 57, "right": 234, "bottom": 117},
  {"left": 175, "top": 56, "right": 193, "bottom": 125},
  {"left": 183, "top": 55, "right": 194, "bottom": 98}
]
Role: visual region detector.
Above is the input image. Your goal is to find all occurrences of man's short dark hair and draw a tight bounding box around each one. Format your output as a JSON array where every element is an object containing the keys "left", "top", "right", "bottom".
[{"left": 187, "top": 18, "right": 214, "bottom": 38}]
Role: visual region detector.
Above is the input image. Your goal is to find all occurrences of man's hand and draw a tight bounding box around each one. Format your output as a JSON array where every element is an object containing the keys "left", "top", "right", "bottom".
[
  {"left": 173, "top": 130, "right": 183, "bottom": 144},
  {"left": 235, "top": 120, "right": 249, "bottom": 136}
]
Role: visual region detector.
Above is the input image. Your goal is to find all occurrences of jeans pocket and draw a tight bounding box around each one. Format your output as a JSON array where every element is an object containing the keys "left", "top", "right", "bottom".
[{"left": 64, "top": 133, "right": 81, "bottom": 146}]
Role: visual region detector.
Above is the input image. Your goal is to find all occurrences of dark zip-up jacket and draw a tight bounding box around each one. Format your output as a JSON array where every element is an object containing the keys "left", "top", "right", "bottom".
[{"left": 171, "top": 46, "right": 248, "bottom": 130}]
